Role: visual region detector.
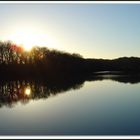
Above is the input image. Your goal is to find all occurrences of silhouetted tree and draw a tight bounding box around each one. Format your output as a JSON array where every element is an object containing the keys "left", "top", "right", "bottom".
[{"left": 0, "top": 40, "right": 140, "bottom": 79}]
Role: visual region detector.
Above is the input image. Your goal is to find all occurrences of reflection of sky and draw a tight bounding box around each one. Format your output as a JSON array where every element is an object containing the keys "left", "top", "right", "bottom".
[
  {"left": 0, "top": 3, "right": 140, "bottom": 58},
  {"left": 0, "top": 80, "right": 140, "bottom": 135}
]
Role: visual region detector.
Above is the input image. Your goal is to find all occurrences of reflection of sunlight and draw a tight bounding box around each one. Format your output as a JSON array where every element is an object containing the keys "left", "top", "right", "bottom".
[{"left": 25, "top": 87, "right": 31, "bottom": 96}]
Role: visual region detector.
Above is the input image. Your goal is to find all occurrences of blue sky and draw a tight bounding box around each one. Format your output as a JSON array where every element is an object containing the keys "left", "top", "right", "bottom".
[{"left": 0, "top": 3, "right": 140, "bottom": 59}]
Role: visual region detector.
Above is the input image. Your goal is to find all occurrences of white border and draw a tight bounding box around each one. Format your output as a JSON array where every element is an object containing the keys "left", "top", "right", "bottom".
[
  {"left": 0, "top": 1, "right": 140, "bottom": 139},
  {"left": 1, "top": 136, "right": 140, "bottom": 139},
  {"left": 0, "top": 1, "right": 139, "bottom": 4}
]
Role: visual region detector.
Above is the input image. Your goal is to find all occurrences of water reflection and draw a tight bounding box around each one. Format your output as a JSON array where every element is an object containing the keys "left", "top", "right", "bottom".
[
  {"left": 91, "top": 74, "right": 140, "bottom": 84},
  {"left": 24, "top": 87, "right": 31, "bottom": 96},
  {"left": 0, "top": 74, "right": 140, "bottom": 108},
  {"left": 0, "top": 77, "right": 84, "bottom": 108}
]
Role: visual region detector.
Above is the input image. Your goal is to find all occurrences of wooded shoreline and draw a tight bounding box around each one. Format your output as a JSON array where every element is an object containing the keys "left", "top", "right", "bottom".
[{"left": 0, "top": 41, "right": 140, "bottom": 80}]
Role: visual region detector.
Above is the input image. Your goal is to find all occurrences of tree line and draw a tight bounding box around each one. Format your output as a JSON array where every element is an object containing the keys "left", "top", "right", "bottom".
[
  {"left": 0, "top": 41, "right": 83, "bottom": 65},
  {"left": 0, "top": 40, "right": 140, "bottom": 79},
  {"left": 0, "top": 41, "right": 85, "bottom": 79}
]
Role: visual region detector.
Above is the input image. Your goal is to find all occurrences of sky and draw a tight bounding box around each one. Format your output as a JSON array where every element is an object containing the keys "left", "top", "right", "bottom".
[{"left": 0, "top": 2, "right": 140, "bottom": 59}]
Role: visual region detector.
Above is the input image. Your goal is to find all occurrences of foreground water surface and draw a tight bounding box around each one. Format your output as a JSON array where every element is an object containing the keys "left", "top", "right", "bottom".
[{"left": 0, "top": 75, "right": 140, "bottom": 135}]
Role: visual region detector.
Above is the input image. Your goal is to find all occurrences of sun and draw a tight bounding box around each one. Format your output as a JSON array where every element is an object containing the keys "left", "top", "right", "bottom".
[
  {"left": 8, "top": 30, "right": 32, "bottom": 51},
  {"left": 7, "top": 28, "right": 56, "bottom": 51},
  {"left": 15, "top": 32, "right": 35, "bottom": 51}
]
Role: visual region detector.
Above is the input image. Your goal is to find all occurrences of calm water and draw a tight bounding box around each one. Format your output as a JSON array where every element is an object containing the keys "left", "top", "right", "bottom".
[{"left": 0, "top": 75, "right": 140, "bottom": 135}]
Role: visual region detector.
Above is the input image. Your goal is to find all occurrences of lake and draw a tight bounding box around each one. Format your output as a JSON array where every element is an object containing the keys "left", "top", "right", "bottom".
[{"left": 0, "top": 74, "right": 140, "bottom": 135}]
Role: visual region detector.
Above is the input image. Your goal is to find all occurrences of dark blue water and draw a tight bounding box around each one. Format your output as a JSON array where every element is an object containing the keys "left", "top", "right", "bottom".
[{"left": 0, "top": 76, "right": 140, "bottom": 135}]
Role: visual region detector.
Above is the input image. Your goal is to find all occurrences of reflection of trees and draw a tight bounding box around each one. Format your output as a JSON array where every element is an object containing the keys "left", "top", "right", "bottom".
[
  {"left": 89, "top": 74, "right": 140, "bottom": 84},
  {"left": 0, "top": 77, "right": 85, "bottom": 108},
  {"left": 0, "top": 74, "right": 140, "bottom": 108},
  {"left": 109, "top": 75, "right": 140, "bottom": 84}
]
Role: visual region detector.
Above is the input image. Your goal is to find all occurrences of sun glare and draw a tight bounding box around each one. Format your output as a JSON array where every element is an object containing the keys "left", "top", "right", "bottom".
[{"left": 7, "top": 27, "right": 56, "bottom": 51}]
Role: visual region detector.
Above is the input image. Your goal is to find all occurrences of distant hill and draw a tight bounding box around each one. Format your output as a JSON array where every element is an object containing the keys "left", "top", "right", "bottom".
[{"left": 85, "top": 57, "right": 140, "bottom": 73}]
